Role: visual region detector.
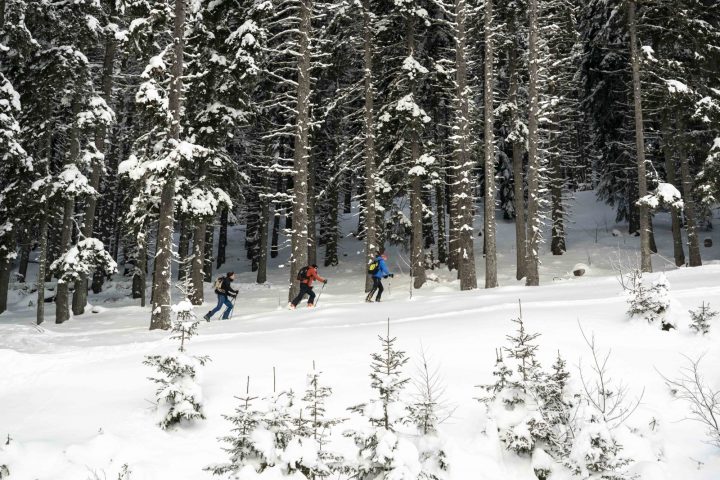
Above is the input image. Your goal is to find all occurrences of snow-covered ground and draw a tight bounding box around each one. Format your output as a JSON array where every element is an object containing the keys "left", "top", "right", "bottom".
[{"left": 0, "top": 192, "right": 719, "bottom": 479}]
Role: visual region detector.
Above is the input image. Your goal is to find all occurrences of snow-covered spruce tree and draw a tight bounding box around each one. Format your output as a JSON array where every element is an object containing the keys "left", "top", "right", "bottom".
[
  {"left": 478, "top": 307, "right": 578, "bottom": 478},
  {"left": 72, "top": 0, "right": 122, "bottom": 315},
  {"left": 296, "top": 366, "right": 345, "bottom": 478},
  {"left": 494, "top": 0, "right": 528, "bottom": 281},
  {"left": 210, "top": 381, "right": 337, "bottom": 478},
  {"left": 0, "top": 72, "right": 33, "bottom": 315},
  {"left": 50, "top": 239, "right": 118, "bottom": 305},
  {"left": 344, "top": 322, "right": 427, "bottom": 479},
  {"left": 374, "top": 0, "right": 437, "bottom": 290},
  {"left": 626, "top": 272, "right": 673, "bottom": 330},
  {"left": 689, "top": 302, "right": 717, "bottom": 335},
  {"left": 479, "top": 313, "right": 551, "bottom": 456},
  {"left": 143, "top": 300, "right": 210, "bottom": 429},
  {"left": 123, "top": 0, "right": 190, "bottom": 330},
  {"left": 407, "top": 349, "right": 450, "bottom": 480}
]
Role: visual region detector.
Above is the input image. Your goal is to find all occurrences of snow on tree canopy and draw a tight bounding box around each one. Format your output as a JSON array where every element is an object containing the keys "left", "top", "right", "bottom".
[
  {"left": 177, "top": 187, "right": 232, "bottom": 217},
  {"left": 76, "top": 96, "right": 115, "bottom": 129},
  {"left": 637, "top": 182, "right": 683, "bottom": 210},
  {"left": 666, "top": 80, "right": 691, "bottom": 95},
  {"left": 402, "top": 55, "right": 429, "bottom": 80},
  {"left": 50, "top": 238, "right": 118, "bottom": 283},
  {"left": 396, "top": 94, "right": 431, "bottom": 123},
  {"left": 52, "top": 164, "right": 97, "bottom": 197}
]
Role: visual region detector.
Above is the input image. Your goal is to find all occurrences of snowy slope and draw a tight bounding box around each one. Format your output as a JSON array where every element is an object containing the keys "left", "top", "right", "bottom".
[{"left": 0, "top": 192, "right": 719, "bottom": 479}]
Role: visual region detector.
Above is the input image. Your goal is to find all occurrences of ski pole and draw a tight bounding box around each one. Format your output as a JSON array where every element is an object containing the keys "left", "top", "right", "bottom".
[
  {"left": 228, "top": 295, "right": 237, "bottom": 320},
  {"left": 314, "top": 282, "right": 326, "bottom": 307}
]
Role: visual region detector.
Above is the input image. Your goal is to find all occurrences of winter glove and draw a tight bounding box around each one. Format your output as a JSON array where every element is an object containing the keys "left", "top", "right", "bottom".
[
  {"left": 390, "top": 274, "right": 394, "bottom": 278},
  {"left": 383, "top": 275, "right": 388, "bottom": 279},
  {"left": 323, "top": 279, "right": 328, "bottom": 284}
]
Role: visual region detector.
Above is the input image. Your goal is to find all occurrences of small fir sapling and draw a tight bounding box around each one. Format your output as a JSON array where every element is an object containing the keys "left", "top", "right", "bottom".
[
  {"left": 626, "top": 273, "right": 674, "bottom": 330},
  {"left": 689, "top": 302, "right": 717, "bottom": 335},
  {"left": 408, "top": 348, "right": 451, "bottom": 480},
  {"left": 478, "top": 304, "right": 552, "bottom": 457},
  {"left": 143, "top": 300, "right": 210, "bottom": 429},
  {"left": 296, "top": 364, "right": 345, "bottom": 479},
  {"left": 206, "top": 377, "right": 265, "bottom": 476},
  {"left": 344, "top": 320, "right": 423, "bottom": 480},
  {"left": 210, "top": 371, "right": 337, "bottom": 478}
]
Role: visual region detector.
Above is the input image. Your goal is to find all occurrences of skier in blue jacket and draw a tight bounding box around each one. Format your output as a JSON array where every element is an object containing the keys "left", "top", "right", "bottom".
[{"left": 366, "top": 251, "right": 393, "bottom": 302}]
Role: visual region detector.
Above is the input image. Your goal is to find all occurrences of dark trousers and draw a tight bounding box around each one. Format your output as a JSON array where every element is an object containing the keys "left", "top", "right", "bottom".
[
  {"left": 291, "top": 283, "right": 315, "bottom": 306},
  {"left": 367, "top": 276, "right": 384, "bottom": 301},
  {"left": 208, "top": 294, "right": 234, "bottom": 319}
]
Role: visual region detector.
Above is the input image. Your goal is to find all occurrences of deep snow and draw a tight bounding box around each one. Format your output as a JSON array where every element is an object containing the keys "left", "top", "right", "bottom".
[{"left": 0, "top": 191, "right": 719, "bottom": 479}]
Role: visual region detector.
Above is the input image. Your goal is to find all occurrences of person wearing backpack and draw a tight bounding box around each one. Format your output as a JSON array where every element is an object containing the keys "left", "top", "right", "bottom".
[
  {"left": 366, "top": 251, "right": 393, "bottom": 303},
  {"left": 204, "top": 271, "right": 239, "bottom": 321},
  {"left": 289, "top": 264, "right": 327, "bottom": 309}
]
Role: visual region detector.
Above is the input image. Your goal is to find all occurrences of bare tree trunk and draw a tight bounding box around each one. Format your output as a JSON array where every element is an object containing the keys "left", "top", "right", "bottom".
[
  {"left": 133, "top": 230, "right": 147, "bottom": 306},
  {"left": 628, "top": 0, "right": 652, "bottom": 273},
  {"left": 257, "top": 187, "right": 269, "bottom": 284},
  {"left": 288, "top": 0, "right": 312, "bottom": 302},
  {"left": 177, "top": 220, "right": 191, "bottom": 280},
  {"left": 483, "top": 0, "right": 497, "bottom": 288},
  {"left": 678, "top": 126, "right": 702, "bottom": 267},
  {"left": 190, "top": 220, "right": 206, "bottom": 304},
  {"left": 73, "top": 19, "right": 117, "bottom": 315},
  {"left": 0, "top": 229, "right": 13, "bottom": 314},
  {"left": 324, "top": 184, "right": 340, "bottom": 267},
  {"left": 662, "top": 122, "right": 684, "bottom": 266},
  {"left": 216, "top": 208, "right": 228, "bottom": 268},
  {"left": 435, "top": 184, "right": 447, "bottom": 265},
  {"left": 508, "top": 46, "right": 526, "bottom": 280},
  {"left": 204, "top": 225, "right": 213, "bottom": 282},
  {"left": 56, "top": 99, "right": 81, "bottom": 324},
  {"left": 447, "top": 180, "right": 459, "bottom": 273},
  {"left": 18, "top": 228, "right": 30, "bottom": 282},
  {"left": 362, "top": 0, "right": 377, "bottom": 292},
  {"left": 151, "top": 0, "right": 185, "bottom": 330},
  {"left": 525, "top": 0, "right": 541, "bottom": 286}
]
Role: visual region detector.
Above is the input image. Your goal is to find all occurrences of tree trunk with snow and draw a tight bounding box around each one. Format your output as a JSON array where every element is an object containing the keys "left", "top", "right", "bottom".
[
  {"left": 525, "top": 0, "right": 541, "bottom": 286},
  {"left": 151, "top": 0, "right": 186, "bottom": 330},
  {"left": 288, "top": 0, "right": 312, "bottom": 302},
  {"left": 0, "top": 229, "right": 13, "bottom": 315},
  {"left": 216, "top": 208, "right": 228, "bottom": 269},
  {"left": 73, "top": 19, "right": 117, "bottom": 315},
  {"left": 257, "top": 175, "right": 270, "bottom": 284},
  {"left": 549, "top": 150, "right": 566, "bottom": 255},
  {"left": 177, "top": 221, "right": 190, "bottom": 281},
  {"left": 678, "top": 124, "right": 701, "bottom": 267},
  {"left": 454, "top": 0, "right": 476, "bottom": 289},
  {"left": 307, "top": 155, "right": 317, "bottom": 266},
  {"left": 508, "top": 46, "right": 526, "bottom": 280},
  {"left": 627, "top": 0, "right": 652, "bottom": 273},
  {"left": 483, "top": 0, "right": 497, "bottom": 288},
  {"left": 56, "top": 99, "right": 81, "bottom": 324},
  {"left": 190, "top": 220, "right": 206, "bottom": 305},
  {"left": 36, "top": 215, "right": 48, "bottom": 325},
  {"left": 662, "top": 122, "right": 684, "bottom": 266}
]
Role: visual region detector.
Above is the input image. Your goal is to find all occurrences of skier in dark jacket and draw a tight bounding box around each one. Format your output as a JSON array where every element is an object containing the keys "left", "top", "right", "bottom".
[
  {"left": 289, "top": 264, "right": 327, "bottom": 309},
  {"left": 366, "top": 252, "right": 393, "bottom": 302},
  {"left": 204, "top": 272, "right": 238, "bottom": 321}
]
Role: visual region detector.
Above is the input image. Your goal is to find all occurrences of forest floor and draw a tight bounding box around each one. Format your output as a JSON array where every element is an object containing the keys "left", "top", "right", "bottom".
[{"left": 1, "top": 191, "right": 719, "bottom": 479}]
